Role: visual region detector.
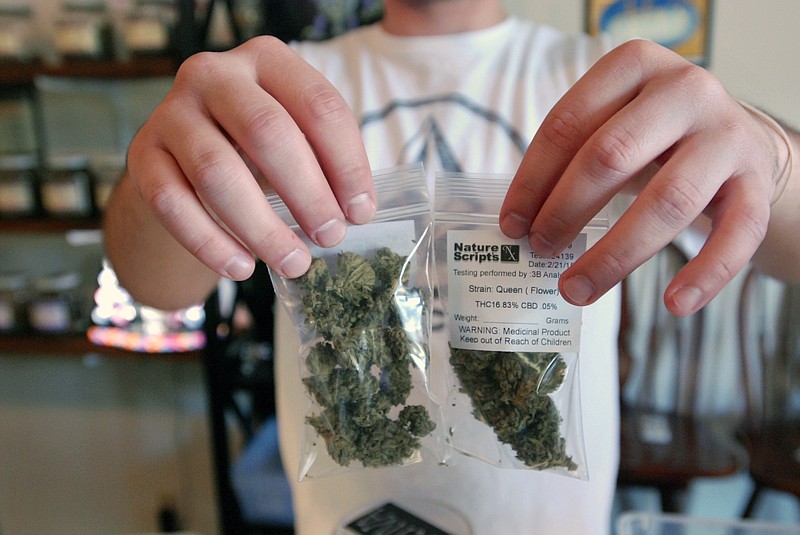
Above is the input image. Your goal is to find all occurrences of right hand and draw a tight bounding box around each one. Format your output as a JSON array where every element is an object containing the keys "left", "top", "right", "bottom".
[{"left": 126, "top": 36, "right": 375, "bottom": 280}]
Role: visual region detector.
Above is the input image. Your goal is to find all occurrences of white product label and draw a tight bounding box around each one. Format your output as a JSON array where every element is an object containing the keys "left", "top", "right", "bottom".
[{"left": 446, "top": 229, "right": 585, "bottom": 353}]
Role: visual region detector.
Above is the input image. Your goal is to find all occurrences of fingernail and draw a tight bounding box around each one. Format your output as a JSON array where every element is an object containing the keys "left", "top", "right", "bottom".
[
  {"left": 223, "top": 254, "right": 253, "bottom": 280},
  {"left": 530, "top": 232, "right": 555, "bottom": 258},
  {"left": 561, "top": 275, "right": 594, "bottom": 305},
  {"left": 280, "top": 248, "right": 310, "bottom": 279},
  {"left": 312, "top": 218, "right": 347, "bottom": 247},
  {"left": 346, "top": 193, "right": 375, "bottom": 225},
  {"left": 501, "top": 211, "right": 530, "bottom": 238},
  {"left": 670, "top": 285, "right": 703, "bottom": 315}
]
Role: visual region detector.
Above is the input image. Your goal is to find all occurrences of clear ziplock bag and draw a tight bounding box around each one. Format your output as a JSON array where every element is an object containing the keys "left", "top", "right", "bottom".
[
  {"left": 268, "top": 164, "right": 441, "bottom": 480},
  {"left": 433, "top": 172, "right": 609, "bottom": 479}
]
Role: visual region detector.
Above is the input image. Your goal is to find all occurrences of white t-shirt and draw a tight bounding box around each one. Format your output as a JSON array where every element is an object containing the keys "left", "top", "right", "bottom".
[{"left": 277, "top": 17, "right": 622, "bottom": 534}]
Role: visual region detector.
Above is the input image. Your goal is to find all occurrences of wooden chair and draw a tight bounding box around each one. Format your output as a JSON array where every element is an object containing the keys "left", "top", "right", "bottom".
[
  {"left": 737, "top": 267, "right": 800, "bottom": 518},
  {"left": 617, "top": 243, "right": 742, "bottom": 512}
]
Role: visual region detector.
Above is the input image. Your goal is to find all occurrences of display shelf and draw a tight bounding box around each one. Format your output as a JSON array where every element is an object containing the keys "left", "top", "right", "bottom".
[
  {"left": 0, "top": 332, "right": 201, "bottom": 361},
  {"left": 38, "top": 56, "right": 178, "bottom": 79},
  {"left": 0, "top": 56, "right": 178, "bottom": 87},
  {"left": 0, "top": 217, "right": 102, "bottom": 233}
]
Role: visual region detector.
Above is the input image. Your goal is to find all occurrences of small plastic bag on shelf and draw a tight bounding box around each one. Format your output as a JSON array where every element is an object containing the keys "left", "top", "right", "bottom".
[
  {"left": 268, "top": 164, "right": 442, "bottom": 480},
  {"left": 432, "top": 172, "right": 609, "bottom": 479}
]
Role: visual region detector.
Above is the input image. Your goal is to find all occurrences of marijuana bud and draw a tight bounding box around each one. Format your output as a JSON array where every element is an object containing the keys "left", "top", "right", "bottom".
[
  {"left": 295, "top": 248, "right": 434, "bottom": 468},
  {"left": 449, "top": 347, "right": 576, "bottom": 471}
]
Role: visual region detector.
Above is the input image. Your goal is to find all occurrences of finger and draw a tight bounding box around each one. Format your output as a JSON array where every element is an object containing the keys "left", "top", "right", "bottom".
[
  {"left": 500, "top": 40, "right": 657, "bottom": 239},
  {"left": 663, "top": 180, "right": 769, "bottom": 316},
  {"left": 208, "top": 39, "right": 374, "bottom": 229},
  {"left": 532, "top": 87, "right": 699, "bottom": 257},
  {"left": 254, "top": 42, "right": 375, "bottom": 222},
  {"left": 183, "top": 48, "right": 346, "bottom": 248},
  {"left": 500, "top": 40, "right": 693, "bottom": 246},
  {"left": 138, "top": 114, "right": 312, "bottom": 279},
  {"left": 556, "top": 129, "right": 739, "bottom": 308},
  {"left": 201, "top": 78, "right": 351, "bottom": 249},
  {"left": 129, "top": 141, "right": 252, "bottom": 279}
]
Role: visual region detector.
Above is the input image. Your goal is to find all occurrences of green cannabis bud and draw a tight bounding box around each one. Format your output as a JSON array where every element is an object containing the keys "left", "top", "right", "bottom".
[
  {"left": 449, "top": 347, "right": 576, "bottom": 471},
  {"left": 296, "top": 247, "right": 435, "bottom": 468}
]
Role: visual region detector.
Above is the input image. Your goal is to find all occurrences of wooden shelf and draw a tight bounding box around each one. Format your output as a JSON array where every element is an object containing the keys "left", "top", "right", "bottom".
[
  {"left": 0, "top": 56, "right": 178, "bottom": 86},
  {"left": 0, "top": 332, "right": 201, "bottom": 361},
  {"left": 38, "top": 56, "right": 178, "bottom": 79},
  {"left": 0, "top": 217, "right": 101, "bottom": 233}
]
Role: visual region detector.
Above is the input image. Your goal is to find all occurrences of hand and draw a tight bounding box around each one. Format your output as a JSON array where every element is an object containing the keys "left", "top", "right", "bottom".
[
  {"left": 500, "top": 39, "right": 785, "bottom": 316},
  {"left": 126, "top": 36, "right": 375, "bottom": 280}
]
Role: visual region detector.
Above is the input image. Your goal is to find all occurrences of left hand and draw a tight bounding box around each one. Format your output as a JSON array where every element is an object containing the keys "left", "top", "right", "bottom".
[{"left": 500, "top": 39, "right": 783, "bottom": 316}]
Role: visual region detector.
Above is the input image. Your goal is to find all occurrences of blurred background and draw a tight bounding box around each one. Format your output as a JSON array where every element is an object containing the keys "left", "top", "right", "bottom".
[{"left": 0, "top": 1, "right": 797, "bottom": 534}]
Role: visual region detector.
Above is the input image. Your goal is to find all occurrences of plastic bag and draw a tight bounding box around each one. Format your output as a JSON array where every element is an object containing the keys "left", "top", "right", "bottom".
[
  {"left": 433, "top": 172, "right": 608, "bottom": 479},
  {"left": 268, "top": 164, "right": 441, "bottom": 479}
]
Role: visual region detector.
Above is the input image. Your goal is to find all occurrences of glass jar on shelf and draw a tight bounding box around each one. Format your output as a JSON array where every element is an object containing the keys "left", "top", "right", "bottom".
[
  {"left": 0, "top": 92, "right": 39, "bottom": 155},
  {"left": 28, "top": 271, "right": 83, "bottom": 334},
  {"left": 0, "top": 153, "right": 40, "bottom": 218},
  {"left": 91, "top": 153, "right": 124, "bottom": 213},
  {"left": 0, "top": 5, "right": 36, "bottom": 62},
  {"left": 40, "top": 154, "right": 95, "bottom": 218},
  {"left": 53, "top": 1, "right": 114, "bottom": 61},
  {"left": 0, "top": 271, "right": 29, "bottom": 333},
  {"left": 123, "top": 0, "right": 176, "bottom": 57}
]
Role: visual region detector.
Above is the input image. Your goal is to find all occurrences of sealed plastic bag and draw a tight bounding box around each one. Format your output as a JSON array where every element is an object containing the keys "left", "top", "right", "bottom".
[
  {"left": 268, "top": 164, "right": 440, "bottom": 479},
  {"left": 433, "top": 172, "right": 608, "bottom": 479}
]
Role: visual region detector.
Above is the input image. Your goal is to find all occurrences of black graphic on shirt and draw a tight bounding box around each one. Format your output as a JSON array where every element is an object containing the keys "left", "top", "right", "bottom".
[{"left": 360, "top": 93, "right": 527, "bottom": 172}]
